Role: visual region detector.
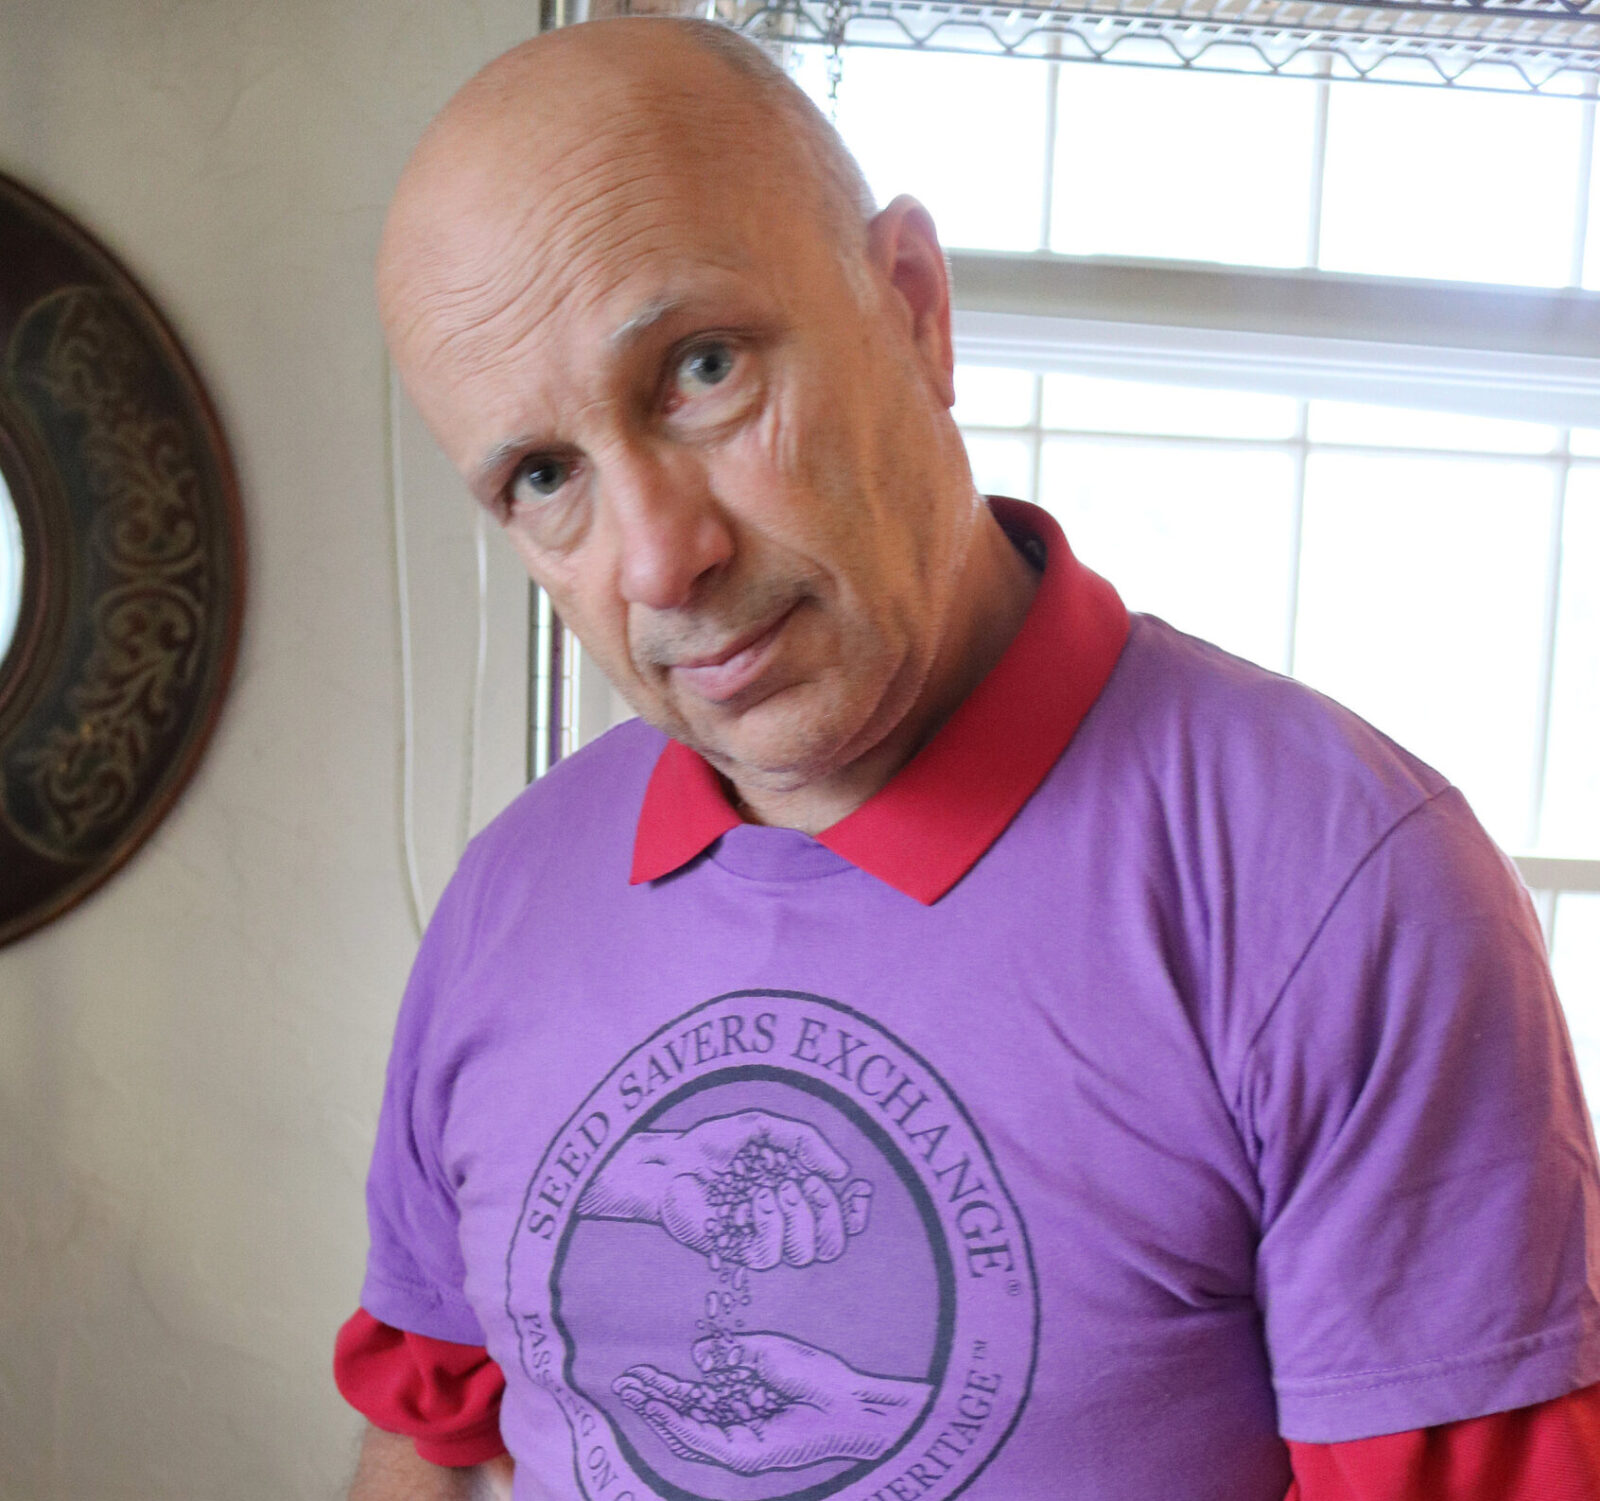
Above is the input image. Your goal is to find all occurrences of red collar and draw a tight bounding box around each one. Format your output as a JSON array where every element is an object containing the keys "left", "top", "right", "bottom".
[{"left": 629, "top": 499, "right": 1129, "bottom": 904}]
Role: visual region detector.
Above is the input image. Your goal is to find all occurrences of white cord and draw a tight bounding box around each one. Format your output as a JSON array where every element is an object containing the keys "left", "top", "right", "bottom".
[
  {"left": 459, "top": 505, "right": 490, "bottom": 856},
  {"left": 385, "top": 354, "right": 427, "bottom": 942}
]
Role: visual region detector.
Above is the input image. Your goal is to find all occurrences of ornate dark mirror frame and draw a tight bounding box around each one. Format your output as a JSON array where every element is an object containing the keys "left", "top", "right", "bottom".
[{"left": 0, "top": 171, "right": 244, "bottom": 947}]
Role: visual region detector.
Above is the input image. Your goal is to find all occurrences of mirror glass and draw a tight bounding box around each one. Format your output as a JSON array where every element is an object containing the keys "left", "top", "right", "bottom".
[{"left": 0, "top": 461, "right": 21, "bottom": 667}]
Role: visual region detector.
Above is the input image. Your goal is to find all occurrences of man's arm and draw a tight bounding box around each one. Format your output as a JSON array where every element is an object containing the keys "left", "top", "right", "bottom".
[{"left": 348, "top": 1424, "right": 513, "bottom": 1501}]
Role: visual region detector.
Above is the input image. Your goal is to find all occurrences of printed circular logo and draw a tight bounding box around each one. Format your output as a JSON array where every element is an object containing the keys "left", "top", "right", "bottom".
[{"left": 506, "top": 991, "right": 1039, "bottom": 1501}]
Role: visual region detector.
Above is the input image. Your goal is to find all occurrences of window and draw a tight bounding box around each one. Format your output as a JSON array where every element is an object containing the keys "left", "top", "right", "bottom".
[
  {"left": 790, "top": 47, "right": 1600, "bottom": 1100},
  {"left": 791, "top": 40, "right": 1599, "bottom": 286}
]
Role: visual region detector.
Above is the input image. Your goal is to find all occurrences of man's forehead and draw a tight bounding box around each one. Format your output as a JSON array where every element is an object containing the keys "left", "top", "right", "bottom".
[
  {"left": 402, "top": 221, "right": 764, "bottom": 383},
  {"left": 379, "top": 21, "right": 862, "bottom": 461},
  {"left": 387, "top": 171, "right": 749, "bottom": 421},
  {"left": 384, "top": 116, "right": 777, "bottom": 356},
  {"left": 379, "top": 21, "right": 847, "bottom": 315},
  {"left": 390, "top": 36, "right": 785, "bottom": 241}
]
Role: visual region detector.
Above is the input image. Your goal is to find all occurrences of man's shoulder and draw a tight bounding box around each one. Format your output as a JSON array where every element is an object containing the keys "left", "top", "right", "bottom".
[
  {"left": 1106, "top": 612, "right": 1451, "bottom": 826},
  {"left": 459, "top": 714, "right": 667, "bottom": 887},
  {"left": 1068, "top": 616, "right": 1542, "bottom": 1104},
  {"left": 391, "top": 716, "right": 668, "bottom": 1049},
  {"left": 1046, "top": 613, "right": 1470, "bottom": 949}
]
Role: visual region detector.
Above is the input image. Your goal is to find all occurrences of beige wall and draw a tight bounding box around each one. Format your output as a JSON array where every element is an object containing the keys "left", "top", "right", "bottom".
[{"left": 0, "top": 4, "right": 541, "bottom": 1496}]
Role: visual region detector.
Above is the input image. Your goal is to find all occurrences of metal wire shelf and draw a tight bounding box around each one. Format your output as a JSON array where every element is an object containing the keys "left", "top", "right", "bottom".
[{"left": 712, "top": 0, "right": 1600, "bottom": 94}]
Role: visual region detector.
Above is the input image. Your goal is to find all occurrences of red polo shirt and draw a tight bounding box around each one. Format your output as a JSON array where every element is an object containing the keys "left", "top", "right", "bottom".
[{"left": 337, "top": 499, "right": 1600, "bottom": 1493}]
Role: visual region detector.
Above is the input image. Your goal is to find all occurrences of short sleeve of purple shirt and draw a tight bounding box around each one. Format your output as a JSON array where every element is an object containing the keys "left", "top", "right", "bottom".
[{"left": 1242, "top": 788, "right": 1600, "bottom": 1439}]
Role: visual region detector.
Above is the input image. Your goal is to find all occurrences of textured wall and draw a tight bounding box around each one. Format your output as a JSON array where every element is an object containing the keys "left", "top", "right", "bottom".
[{"left": 0, "top": 4, "right": 539, "bottom": 1496}]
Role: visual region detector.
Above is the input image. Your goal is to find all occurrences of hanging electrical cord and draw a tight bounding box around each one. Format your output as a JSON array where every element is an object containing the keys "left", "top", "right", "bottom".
[
  {"left": 458, "top": 505, "right": 491, "bottom": 858},
  {"left": 384, "top": 354, "right": 428, "bottom": 943}
]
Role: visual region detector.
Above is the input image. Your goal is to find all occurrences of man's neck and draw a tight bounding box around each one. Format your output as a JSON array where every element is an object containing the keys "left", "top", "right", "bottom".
[{"left": 728, "top": 504, "right": 1042, "bottom": 836}]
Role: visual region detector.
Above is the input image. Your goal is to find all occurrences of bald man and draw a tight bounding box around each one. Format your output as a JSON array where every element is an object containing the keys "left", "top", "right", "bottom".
[{"left": 337, "top": 19, "right": 1600, "bottom": 1501}]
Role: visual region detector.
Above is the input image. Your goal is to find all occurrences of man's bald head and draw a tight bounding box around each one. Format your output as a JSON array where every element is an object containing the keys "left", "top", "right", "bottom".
[
  {"left": 378, "top": 19, "right": 876, "bottom": 360},
  {"left": 371, "top": 15, "right": 1021, "bottom": 825}
]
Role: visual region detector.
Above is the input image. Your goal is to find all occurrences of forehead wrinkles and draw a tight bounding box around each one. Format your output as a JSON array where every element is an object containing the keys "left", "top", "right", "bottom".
[
  {"left": 417, "top": 202, "right": 746, "bottom": 394},
  {"left": 402, "top": 135, "right": 785, "bottom": 383},
  {"left": 385, "top": 71, "right": 863, "bottom": 454},
  {"left": 535, "top": 95, "right": 792, "bottom": 268}
]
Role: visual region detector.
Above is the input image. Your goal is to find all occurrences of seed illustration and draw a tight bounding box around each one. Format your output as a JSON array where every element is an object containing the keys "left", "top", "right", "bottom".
[{"left": 703, "top": 1141, "right": 804, "bottom": 1264}]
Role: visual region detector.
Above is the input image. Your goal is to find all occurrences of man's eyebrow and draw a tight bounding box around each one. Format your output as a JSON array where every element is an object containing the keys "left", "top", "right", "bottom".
[
  {"left": 474, "top": 437, "right": 533, "bottom": 489},
  {"left": 608, "top": 295, "right": 688, "bottom": 351}
]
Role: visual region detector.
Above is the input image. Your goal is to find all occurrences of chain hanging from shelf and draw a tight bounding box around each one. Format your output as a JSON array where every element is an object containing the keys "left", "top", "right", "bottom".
[
  {"left": 824, "top": 0, "right": 851, "bottom": 109},
  {"left": 707, "top": 0, "right": 1600, "bottom": 95}
]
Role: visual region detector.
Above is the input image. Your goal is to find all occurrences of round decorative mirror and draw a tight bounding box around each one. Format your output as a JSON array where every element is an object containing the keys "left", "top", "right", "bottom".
[{"left": 0, "top": 171, "right": 244, "bottom": 947}]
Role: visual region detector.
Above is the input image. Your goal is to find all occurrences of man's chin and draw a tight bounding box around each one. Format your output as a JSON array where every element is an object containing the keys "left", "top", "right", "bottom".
[
  {"left": 679, "top": 708, "right": 859, "bottom": 800},
  {"left": 696, "top": 738, "right": 839, "bottom": 799}
]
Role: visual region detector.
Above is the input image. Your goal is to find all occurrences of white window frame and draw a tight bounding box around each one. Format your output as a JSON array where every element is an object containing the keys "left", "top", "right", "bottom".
[
  {"left": 949, "top": 254, "right": 1600, "bottom": 427},
  {"left": 948, "top": 249, "right": 1600, "bottom": 924}
]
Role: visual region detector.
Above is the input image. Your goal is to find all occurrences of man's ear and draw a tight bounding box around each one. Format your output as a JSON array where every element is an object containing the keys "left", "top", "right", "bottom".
[{"left": 866, "top": 194, "right": 956, "bottom": 409}]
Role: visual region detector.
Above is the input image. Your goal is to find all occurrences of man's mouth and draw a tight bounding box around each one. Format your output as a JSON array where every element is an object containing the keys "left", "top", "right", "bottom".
[{"left": 669, "top": 605, "right": 798, "bottom": 705}]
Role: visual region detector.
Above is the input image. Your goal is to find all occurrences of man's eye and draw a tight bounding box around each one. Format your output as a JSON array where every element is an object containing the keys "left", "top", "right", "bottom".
[
  {"left": 510, "top": 457, "right": 570, "bottom": 504},
  {"left": 674, "top": 341, "right": 737, "bottom": 398}
]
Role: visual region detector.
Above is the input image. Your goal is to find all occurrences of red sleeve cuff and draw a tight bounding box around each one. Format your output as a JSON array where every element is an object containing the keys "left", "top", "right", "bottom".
[
  {"left": 1285, "top": 1382, "right": 1600, "bottom": 1500},
  {"left": 334, "top": 1307, "right": 508, "bottom": 1467},
  {"left": 413, "top": 1414, "right": 508, "bottom": 1469}
]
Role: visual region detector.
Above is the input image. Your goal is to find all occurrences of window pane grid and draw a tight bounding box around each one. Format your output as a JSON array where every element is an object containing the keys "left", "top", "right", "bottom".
[
  {"left": 1530, "top": 438, "right": 1574, "bottom": 852},
  {"left": 964, "top": 421, "right": 1583, "bottom": 469},
  {"left": 804, "top": 54, "right": 1600, "bottom": 287},
  {"left": 1039, "top": 60, "right": 1062, "bottom": 253},
  {"left": 959, "top": 368, "right": 1597, "bottom": 864},
  {"left": 1571, "top": 86, "right": 1597, "bottom": 287},
  {"left": 1027, "top": 371, "right": 1046, "bottom": 506},
  {"left": 1542, "top": 890, "right": 1600, "bottom": 1112},
  {"left": 1320, "top": 86, "right": 1587, "bottom": 287},
  {"left": 1543, "top": 465, "right": 1600, "bottom": 857},
  {"left": 1533, "top": 887, "right": 1560, "bottom": 943},
  {"left": 1285, "top": 399, "right": 1311, "bottom": 678},
  {"left": 1305, "top": 72, "right": 1333, "bottom": 268}
]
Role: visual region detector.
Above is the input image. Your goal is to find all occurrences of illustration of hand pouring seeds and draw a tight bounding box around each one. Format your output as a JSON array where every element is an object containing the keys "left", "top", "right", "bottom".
[
  {"left": 577, "top": 1110, "right": 873, "bottom": 1268},
  {"left": 578, "top": 1109, "right": 913, "bottom": 1476}
]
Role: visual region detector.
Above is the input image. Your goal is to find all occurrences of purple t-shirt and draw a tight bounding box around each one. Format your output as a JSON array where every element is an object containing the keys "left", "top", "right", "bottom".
[{"left": 360, "top": 614, "right": 1600, "bottom": 1501}]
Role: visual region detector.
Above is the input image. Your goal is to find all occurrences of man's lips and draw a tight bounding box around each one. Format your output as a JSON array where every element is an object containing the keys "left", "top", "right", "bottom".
[{"left": 668, "top": 605, "right": 798, "bottom": 704}]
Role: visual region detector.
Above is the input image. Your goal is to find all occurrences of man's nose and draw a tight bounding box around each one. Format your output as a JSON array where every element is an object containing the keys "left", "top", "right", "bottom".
[{"left": 604, "top": 448, "right": 735, "bottom": 611}]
